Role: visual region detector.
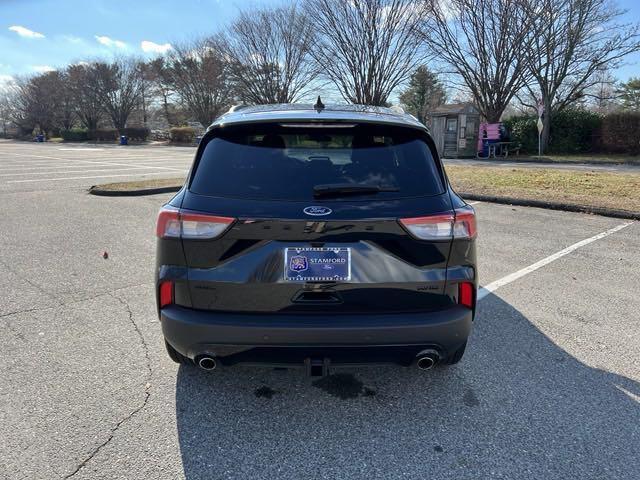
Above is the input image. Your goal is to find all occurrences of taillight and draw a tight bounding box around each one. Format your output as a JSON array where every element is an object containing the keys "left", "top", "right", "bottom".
[
  {"left": 458, "top": 282, "right": 474, "bottom": 308},
  {"left": 400, "top": 206, "right": 476, "bottom": 240},
  {"left": 453, "top": 206, "right": 477, "bottom": 238},
  {"left": 159, "top": 280, "right": 174, "bottom": 308},
  {"left": 156, "top": 205, "right": 234, "bottom": 239},
  {"left": 156, "top": 205, "right": 181, "bottom": 238}
]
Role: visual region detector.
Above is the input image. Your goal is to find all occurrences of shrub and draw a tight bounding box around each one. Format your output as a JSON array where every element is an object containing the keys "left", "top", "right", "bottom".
[
  {"left": 61, "top": 128, "right": 89, "bottom": 142},
  {"left": 88, "top": 129, "right": 118, "bottom": 141},
  {"left": 549, "top": 109, "right": 602, "bottom": 154},
  {"left": 121, "top": 127, "right": 150, "bottom": 141},
  {"left": 503, "top": 116, "right": 538, "bottom": 153},
  {"left": 170, "top": 126, "right": 196, "bottom": 143},
  {"left": 504, "top": 109, "right": 602, "bottom": 154},
  {"left": 599, "top": 112, "right": 640, "bottom": 155}
]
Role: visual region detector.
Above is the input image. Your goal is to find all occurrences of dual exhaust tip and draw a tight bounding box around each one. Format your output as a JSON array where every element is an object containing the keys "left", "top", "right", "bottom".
[
  {"left": 416, "top": 350, "right": 440, "bottom": 370},
  {"left": 197, "top": 351, "right": 439, "bottom": 371}
]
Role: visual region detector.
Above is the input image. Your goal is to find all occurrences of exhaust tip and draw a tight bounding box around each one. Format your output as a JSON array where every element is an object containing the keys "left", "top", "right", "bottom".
[
  {"left": 197, "top": 355, "right": 217, "bottom": 371},
  {"left": 417, "top": 356, "right": 435, "bottom": 370},
  {"left": 416, "top": 349, "right": 439, "bottom": 370}
]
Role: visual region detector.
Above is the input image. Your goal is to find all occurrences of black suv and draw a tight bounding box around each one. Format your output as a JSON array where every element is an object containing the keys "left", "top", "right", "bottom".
[{"left": 156, "top": 103, "right": 477, "bottom": 376}]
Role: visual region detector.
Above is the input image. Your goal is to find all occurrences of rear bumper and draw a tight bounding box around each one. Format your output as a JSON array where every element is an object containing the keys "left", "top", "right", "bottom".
[{"left": 161, "top": 305, "right": 473, "bottom": 366}]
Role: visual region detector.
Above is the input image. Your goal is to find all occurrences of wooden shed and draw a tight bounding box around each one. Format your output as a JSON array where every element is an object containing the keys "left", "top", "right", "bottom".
[{"left": 429, "top": 103, "right": 480, "bottom": 158}]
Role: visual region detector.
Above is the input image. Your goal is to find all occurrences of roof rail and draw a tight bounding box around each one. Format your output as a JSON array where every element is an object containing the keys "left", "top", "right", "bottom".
[{"left": 227, "top": 104, "right": 249, "bottom": 113}]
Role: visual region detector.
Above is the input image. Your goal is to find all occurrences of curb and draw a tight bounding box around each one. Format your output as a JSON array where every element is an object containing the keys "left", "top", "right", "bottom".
[
  {"left": 88, "top": 185, "right": 181, "bottom": 197},
  {"left": 448, "top": 157, "right": 640, "bottom": 167},
  {"left": 461, "top": 192, "right": 640, "bottom": 220}
]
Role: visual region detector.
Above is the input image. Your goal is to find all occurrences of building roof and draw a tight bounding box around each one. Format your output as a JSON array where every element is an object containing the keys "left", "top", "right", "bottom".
[
  {"left": 430, "top": 103, "right": 479, "bottom": 116},
  {"left": 209, "top": 103, "right": 427, "bottom": 131}
]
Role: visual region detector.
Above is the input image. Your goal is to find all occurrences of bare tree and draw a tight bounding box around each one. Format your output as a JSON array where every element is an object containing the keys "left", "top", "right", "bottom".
[
  {"left": 523, "top": 0, "right": 640, "bottom": 150},
  {"left": 399, "top": 65, "right": 447, "bottom": 124},
  {"left": 160, "top": 38, "right": 232, "bottom": 127},
  {"left": 0, "top": 86, "right": 15, "bottom": 136},
  {"left": 146, "top": 57, "right": 178, "bottom": 126},
  {"left": 6, "top": 77, "right": 34, "bottom": 134},
  {"left": 136, "top": 61, "right": 157, "bottom": 126},
  {"left": 306, "top": 0, "right": 426, "bottom": 106},
  {"left": 222, "top": 2, "right": 318, "bottom": 104},
  {"left": 54, "top": 70, "right": 75, "bottom": 131},
  {"left": 11, "top": 72, "right": 66, "bottom": 136},
  {"left": 585, "top": 67, "right": 619, "bottom": 114},
  {"left": 92, "top": 58, "right": 143, "bottom": 132},
  {"left": 420, "top": 0, "right": 532, "bottom": 123},
  {"left": 67, "top": 63, "right": 104, "bottom": 131}
]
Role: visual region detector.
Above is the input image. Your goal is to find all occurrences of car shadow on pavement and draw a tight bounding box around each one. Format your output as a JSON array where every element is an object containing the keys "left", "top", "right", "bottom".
[{"left": 174, "top": 294, "right": 640, "bottom": 479}]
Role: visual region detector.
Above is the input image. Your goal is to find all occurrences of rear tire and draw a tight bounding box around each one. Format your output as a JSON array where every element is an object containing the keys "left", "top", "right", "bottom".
[
  {"left": 444, "top": 341, "right": 467, "bottom": 365},
  {"left": 164, "top": 339, "right": 192, "bottom": 365}
]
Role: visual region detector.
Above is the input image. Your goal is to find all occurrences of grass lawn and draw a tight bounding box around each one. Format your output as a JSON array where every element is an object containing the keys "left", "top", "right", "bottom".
[
  {"left": 95, "top": 177, "right": 184, "bottom": 191},
  {"left": 447, "top": 165, "right": 640, "bottom": 213}
]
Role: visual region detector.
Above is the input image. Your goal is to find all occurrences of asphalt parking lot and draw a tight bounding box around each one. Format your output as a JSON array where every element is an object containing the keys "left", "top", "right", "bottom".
[
  {"left": 0, "top": 140, "right": 192, "bottom": 193},
  {"left": 1, "top": 141, "right": 638, "bottom": 479}
]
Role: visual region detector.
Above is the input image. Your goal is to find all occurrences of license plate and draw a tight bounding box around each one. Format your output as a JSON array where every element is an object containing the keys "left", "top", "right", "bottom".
[{"left": 284, "top": 247, "right": 351, "bottom": 282}]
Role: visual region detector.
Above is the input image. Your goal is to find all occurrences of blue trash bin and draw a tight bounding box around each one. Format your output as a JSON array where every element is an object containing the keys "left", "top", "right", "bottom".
[
  {"left": 36, "top": 134, "right": 44, "bottom": 142},
  {"left": 120, "top": 135, "right": 128, "bottom": 146}
]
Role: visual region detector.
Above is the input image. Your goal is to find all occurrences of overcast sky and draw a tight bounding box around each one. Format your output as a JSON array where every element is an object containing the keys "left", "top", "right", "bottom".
[{"left": 1, "top": 0, "right": 639, "bottom": 87}]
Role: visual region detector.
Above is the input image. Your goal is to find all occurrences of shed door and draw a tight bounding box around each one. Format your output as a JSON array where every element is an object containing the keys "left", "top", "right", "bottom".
[
  {"left": 431, "top": 116, "right": 446, "bottom": 157},
  {"left": 443, "top": 116, "right": 458, "bottom": 158}
]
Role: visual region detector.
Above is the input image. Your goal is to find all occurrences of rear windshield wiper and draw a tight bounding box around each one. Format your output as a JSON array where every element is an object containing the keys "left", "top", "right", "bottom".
[{"left": 313, "top": 183, "right": 399, "bottom": 198}]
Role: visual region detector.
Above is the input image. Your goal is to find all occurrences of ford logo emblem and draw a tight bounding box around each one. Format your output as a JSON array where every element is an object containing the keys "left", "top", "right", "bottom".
[{"left": 303, "top": 206, "right": 332, "bottom": 216}]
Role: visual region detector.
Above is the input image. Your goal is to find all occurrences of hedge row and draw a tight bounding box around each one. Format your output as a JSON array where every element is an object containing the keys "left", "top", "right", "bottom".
[
  {"left": 60, "top": 127, "right": 150, "bottom": 142},
  {"left": 504, "top": 110, "right": 640, "bottom": 155},
  {"left": 170, "top": 126, "right": 196, "bottom": 143},
  {"left": 598, "top": 113, "right": 640, "bottom": 155},
  {"left": 503, "top": 109, "right": 602, "bottom": 154},
  {"left": 60, "top": 128, "right": 89, "bottom": 141}
]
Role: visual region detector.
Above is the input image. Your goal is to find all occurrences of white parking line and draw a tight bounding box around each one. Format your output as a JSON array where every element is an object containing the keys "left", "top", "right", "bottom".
[
  {"left": 0, "top": 153, "right": 186, "bottom": 173},
  {"left": 0, "top": 163, "right": 91, "bottom": 170},
  {"left": 0, "top": 160, "right": 189, "bottom": 171},
  {"left": 0, "top": 167, "right": 158, "bottom": 177},
  {"left": 478, "top": 221, "right": 634, "bottom": 300},
  {"left": 58, "top": 148, "right": 104, "bottom": 151},
  {"left": 7, "top": 172, "right": 182, "bottom": 183},
  {"left": 0, "top": 158, "right": 191, "bottom": 169},
  {"left": 5, "top": 152, "right": 153, "bottom": 161}
]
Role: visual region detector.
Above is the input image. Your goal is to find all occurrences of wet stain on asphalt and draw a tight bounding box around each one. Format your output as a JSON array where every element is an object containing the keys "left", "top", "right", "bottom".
[
  {"left": 254, "top": 385, "right": 278, "bottom": 399},
  {"left": 312, "top": 373, "right": 376, "bottom": 399},
  {"left": 463, "top": 387, "right": 480, "bottom": 407},
  {"left": 362, "top": 387, "right": 377, "bottom": 397}
]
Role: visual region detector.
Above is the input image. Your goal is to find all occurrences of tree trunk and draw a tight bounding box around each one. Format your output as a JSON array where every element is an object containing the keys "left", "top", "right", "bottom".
[
  {"left": 540, "top": 97, "right": 552, "bottom": 153},
  {"left": 162, "top": 94, "right": 173, "bottom": 127},
  {"left": 541, "top": 114, "right": 551, "bottom": 154},
  {"left": 483, "top": 107, "right": 502, "bottom": 123}
]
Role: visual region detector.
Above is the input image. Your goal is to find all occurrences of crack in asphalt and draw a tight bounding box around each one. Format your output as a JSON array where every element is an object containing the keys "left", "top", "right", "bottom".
[
  {"left": 62, "top": 293, "right": 153, "bottom": 479},
  {"left": 0, "top": 257, "right": 62, "bottom": 304},
  {"left": 0, "top": 305, "right": 53, "bottom": 320},
  {"left": 0, "top": 281, "right": 153, "bottom": 321}
]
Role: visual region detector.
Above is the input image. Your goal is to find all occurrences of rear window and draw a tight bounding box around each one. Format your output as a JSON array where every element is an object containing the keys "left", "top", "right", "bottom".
[{"left": 190, "top": 123, "right": 445, "bottom": 201}]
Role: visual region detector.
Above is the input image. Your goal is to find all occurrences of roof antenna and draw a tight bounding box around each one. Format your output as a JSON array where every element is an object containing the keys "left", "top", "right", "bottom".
[{"left": 314, "top": 95, "right": 325, "bottom": 112}]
